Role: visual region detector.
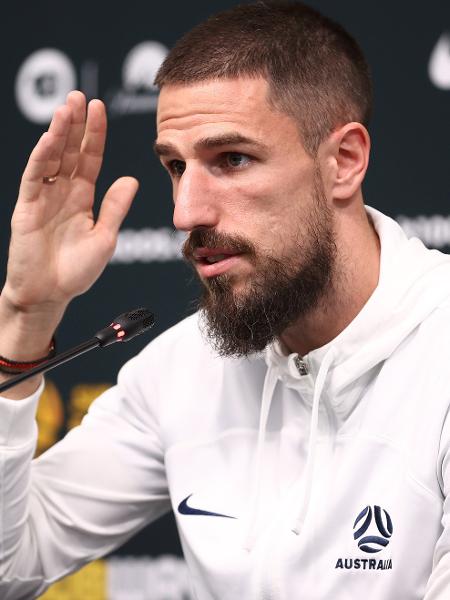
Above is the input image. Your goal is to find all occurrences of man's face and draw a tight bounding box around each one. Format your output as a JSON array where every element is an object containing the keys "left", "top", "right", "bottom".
[{"left": 155, "top": 77, "right": 336, "bottom": 356}]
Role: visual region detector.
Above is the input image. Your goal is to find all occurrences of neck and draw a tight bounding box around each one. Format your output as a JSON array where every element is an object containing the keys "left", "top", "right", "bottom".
[{"left": 280, "top": 204, "right": 380, "bottom": 356}]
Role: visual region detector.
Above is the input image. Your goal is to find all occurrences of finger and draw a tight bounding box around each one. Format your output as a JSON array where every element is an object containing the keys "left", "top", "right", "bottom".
[
  {"left": 72, "top": 99, "right": 107, "bottom": 185},
  {"left": 96, "top": 177, "right": 139, "bottom": 241},
  {"left": 41, "top": 105, "right": 73, "bottom": 178},
  {"left": 19, "top": 109, "right": 72, "bottom": 203},
  {"left": 58, "top": 90, "right": 87, "bottom": 178},
  {"left": 18, "top": 133, "right": 56, "bottom": 203}
]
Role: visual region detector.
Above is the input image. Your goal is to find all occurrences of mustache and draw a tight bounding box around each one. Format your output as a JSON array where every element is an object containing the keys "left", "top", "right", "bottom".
[{"left": 182, "top": 228, "right": 256, "bottom": 260}]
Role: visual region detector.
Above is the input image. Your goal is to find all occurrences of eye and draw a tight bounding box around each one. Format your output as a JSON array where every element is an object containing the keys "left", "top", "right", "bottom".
[
  {"left": 224, "top": 153, "right": 251, "bottom": 169},
  {"left": 168, "top": 159, "right": 186, "bottom": 177}
]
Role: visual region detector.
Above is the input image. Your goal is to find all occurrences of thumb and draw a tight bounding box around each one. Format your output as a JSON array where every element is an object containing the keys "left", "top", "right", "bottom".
[{"left": 96, "top": 176, "right": 139, "bottom": 237}]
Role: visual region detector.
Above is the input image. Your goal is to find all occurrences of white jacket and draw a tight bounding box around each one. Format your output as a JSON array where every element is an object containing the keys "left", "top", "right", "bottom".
[{"left": 2, "top": 207, "right": 450, "bottom": 599}]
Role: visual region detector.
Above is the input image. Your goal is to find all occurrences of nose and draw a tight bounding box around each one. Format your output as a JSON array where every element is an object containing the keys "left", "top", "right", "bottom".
[{"left": 172, "top": 162, "right": 219, "bottom": 232}]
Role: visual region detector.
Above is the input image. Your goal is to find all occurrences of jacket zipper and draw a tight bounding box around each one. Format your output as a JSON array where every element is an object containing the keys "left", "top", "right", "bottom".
[{"left": 294, "top": 355, "right": 309, "bottom": 376}]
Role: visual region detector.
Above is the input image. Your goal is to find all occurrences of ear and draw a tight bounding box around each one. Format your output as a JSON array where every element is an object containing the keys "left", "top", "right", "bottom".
[{"left": 325, "top": 123, "right": 370, "bottom": 200}]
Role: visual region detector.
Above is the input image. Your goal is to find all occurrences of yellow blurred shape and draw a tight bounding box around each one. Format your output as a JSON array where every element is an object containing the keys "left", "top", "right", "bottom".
[
  {"left": 35, "top": 380, "right": 64, "bottom": 457},
  {"left": 40, "top": 560, "right": 106, "bottom": 600},
  {"left": 67, "top": 384, "right": 111, "bottom": 430}
]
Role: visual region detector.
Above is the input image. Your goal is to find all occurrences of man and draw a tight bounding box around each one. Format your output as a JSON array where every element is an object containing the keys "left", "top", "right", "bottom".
[{"left": 0, "top": 2, "right": 449, "bottom": 598}]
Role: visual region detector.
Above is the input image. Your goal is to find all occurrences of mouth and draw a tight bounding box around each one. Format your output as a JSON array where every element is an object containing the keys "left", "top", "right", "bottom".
[
  {"left": 192, "top": 248, "right": 243, "bottom": 278},
  {"left": 202, "top": 254, "right": 230, "bottom": 264}
]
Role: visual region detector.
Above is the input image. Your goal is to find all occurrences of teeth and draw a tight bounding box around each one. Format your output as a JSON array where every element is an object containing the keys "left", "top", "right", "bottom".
[{"left": 206, "top": 254, "right": 227, "bottom": 263}]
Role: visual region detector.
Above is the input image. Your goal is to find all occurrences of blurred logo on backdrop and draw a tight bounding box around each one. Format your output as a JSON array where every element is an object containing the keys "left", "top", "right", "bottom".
[
  {"left": 108, "top": 41, "right": 169, "bottom": 116},
  {"left": 36, "top": 381, "right": 112, "bottom": 456},
  {"left": 15, "top": 49, "right": 77, "bottom": 124},
  {"left": 40, "top": 555, "right": 191, "bottom": 600},
  {"left": 110, "top": 228, "right": 186, "bottom": 264},
  {"left": 15, "top": 41, "right": 169, "bottom": 124},
  {"left": 396, "top": 215, "right": 450, "bottom": 250},
  {"left": 429, "top": 32, "right": 450, "bottom": 89}
]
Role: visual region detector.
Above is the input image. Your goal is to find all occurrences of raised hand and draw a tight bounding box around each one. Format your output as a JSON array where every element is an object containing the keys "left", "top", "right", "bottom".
[
  {"left": 3, "top": 91, "right": 138, "bottom": 311},
  {"left": 0, "top": 92, "right": 139, "bottom": 394}
]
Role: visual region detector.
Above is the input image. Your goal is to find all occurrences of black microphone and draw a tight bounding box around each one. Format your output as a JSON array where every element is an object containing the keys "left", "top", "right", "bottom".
[
  {"left": 94, "top": 308, "right": 155, "bottom": 347},
  {"left": 0, "top": 308, "right": 154, "bottom": 394}
]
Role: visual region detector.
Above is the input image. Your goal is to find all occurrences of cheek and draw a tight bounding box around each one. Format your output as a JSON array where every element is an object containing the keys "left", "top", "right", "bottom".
[{"left": 212, "top": 165, "right": 315, "bottom": 241}]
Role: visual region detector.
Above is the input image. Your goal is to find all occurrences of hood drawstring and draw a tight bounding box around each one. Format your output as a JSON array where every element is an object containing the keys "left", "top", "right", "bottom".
[
  {"left": 243, "top": 347, "right": 335, "bottom": 550},
  {"left": 243, "top": 365, "right": 279, "bottom": 551},
  {"left": 291, "top": 347, "right": 335, "bottom": 535}
]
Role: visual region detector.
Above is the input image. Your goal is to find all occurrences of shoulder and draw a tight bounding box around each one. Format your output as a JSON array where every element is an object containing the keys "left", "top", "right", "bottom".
[
  {"left": 117, "top": 313, "right": 219, "bottom": 385},
  {"left": 423, "top": 296, "right": 450, "bottom": 331},
  {"left": 413, "top": 296, "right": 450, "bottom": 363},
  {"left": 117, "top": 312, "right": 265, "bottom": 394},
  {"left": 140, "top": 313, "right": 210, "bottom": 359}
]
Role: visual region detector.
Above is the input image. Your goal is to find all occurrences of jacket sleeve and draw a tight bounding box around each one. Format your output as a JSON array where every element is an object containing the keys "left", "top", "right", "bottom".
[
  {"left": 424, "top": 406, "right": 450, "bottom": 599},
  {"left": 0, "top": 354, "right": 170, "bottom": 600}
]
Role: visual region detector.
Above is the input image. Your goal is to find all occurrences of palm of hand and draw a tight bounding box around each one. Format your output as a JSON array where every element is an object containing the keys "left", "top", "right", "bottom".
[{"left": 4, "top": 91, "right": 138, "bottom": 309}]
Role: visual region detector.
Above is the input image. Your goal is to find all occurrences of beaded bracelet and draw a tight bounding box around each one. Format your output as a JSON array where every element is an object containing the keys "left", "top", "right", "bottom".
[{"left": 0, "top": 338, "right": 56, "bottom": 374}]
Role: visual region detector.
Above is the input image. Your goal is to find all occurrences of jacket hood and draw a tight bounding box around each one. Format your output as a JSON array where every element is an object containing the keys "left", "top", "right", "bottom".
[{"left": 265, "top": 206, "right": 450, "bottom": 401}]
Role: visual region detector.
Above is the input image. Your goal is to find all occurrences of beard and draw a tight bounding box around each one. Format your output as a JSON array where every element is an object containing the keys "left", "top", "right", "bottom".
[{"left": 182, "top": 168, "right": 337, "bottom": 357}]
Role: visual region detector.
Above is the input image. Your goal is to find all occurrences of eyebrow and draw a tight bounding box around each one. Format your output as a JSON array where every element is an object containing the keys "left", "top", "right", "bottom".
[{"left": 153, "top": 133, "right": 269, "bottom": 157}]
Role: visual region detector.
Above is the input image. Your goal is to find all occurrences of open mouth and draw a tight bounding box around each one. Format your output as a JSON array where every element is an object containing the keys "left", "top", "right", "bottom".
[
  {"left": 198, "top": 253, "right": 233, "bottom": 264},
  {"left": 192, "top": 248, "right": 243, "bottom": 277},
  {"left": 193, "top": 248, "right": 241, "bottom": 263}
]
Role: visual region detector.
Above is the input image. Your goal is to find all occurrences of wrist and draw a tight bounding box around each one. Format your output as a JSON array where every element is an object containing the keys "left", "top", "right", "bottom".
[
  {"left": 0, "top": 293, "right": 66, "bottom": 361},
  {"left": 0, "top": 337, "right": 56, "bottom": 374}
]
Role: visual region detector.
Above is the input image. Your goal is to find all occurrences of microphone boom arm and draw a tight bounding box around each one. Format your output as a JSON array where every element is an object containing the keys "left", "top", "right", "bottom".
[{"left": 0, "top": 308, "right": 154, "bottom": 394}]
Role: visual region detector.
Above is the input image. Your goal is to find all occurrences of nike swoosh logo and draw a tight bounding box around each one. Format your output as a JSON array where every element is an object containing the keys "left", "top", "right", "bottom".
[
  {"left": 177, "top": 494, "right": 237, "bottom": 519},
  {"left": 429, "top": 33, "right": 450, "bottom": 89}
]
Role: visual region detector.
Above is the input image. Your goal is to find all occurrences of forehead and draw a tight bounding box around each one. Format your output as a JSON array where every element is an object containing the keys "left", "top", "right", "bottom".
[{"left": 156, "top": 77, "right": 302, "bottom": 147}]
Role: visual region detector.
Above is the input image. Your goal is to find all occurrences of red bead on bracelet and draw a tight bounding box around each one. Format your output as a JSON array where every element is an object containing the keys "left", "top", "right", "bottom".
[{"left": 0, "top": 338, "right": 56, "bottom": 374}]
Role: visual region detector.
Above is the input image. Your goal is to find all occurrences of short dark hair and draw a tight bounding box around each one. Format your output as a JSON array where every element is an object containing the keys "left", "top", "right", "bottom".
[{"left": 155, "top": 1, "right": 373, "bottom": 155}]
